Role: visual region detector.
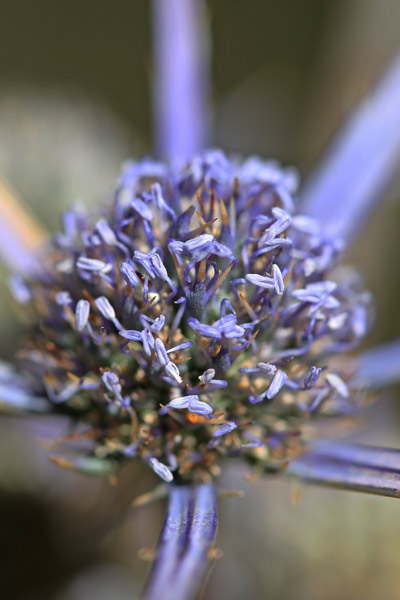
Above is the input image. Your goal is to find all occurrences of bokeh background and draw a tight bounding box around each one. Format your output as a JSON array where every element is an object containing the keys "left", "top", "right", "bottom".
[{"left": 0, "top": 1, "right": 400, "bottom": 599}]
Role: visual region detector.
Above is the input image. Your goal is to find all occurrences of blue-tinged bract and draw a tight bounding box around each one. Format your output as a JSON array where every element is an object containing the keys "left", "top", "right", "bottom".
[{"left": 11, "top": 149, "right": 372, "bottom": 482}]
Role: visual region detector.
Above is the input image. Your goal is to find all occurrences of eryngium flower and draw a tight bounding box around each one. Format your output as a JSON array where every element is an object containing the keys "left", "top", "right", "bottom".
[{"left": 10, "top": 149, "right": 372, "bottom": 483}]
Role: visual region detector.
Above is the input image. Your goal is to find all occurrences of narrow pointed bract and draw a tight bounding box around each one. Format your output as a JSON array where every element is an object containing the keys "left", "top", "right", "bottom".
[
  {"left": 356, "top": 339, "right": 400, "bottom": 388},
  {"left": 301, "top": 53, "right": 400, "bottom": 243},
  {"left": 0, "top": 177, "right": 45, "bottom": 273},
  {"left": 152, "top": 0, "right": 210, "bottom": 163},
  {"left": 0, "top": 362, "right": 49, "bottom": 413},
  {"left": 306, "top": 441, "right": 400, "bottom": 473},
  {"left": 287, "top": 443, "right": 400, "bottom": 498}
]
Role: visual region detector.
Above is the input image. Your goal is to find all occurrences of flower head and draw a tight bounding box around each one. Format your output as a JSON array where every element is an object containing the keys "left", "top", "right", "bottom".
[{"left": 11, "top": 149, "right": 372, "bottom": 482}]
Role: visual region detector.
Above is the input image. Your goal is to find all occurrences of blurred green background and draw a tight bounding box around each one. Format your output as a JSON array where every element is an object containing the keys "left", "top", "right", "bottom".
[{"left": 0, "top": 1, "right": 400, "bottom": 599}]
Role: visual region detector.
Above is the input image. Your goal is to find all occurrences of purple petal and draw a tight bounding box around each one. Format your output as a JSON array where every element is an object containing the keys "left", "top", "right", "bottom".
[
  {"left": 304, "top": 366, "right": 322, "bottom": 390},
  {"left": 95, "top": 218, "right": 118, "bottom": 245},
  {"left": 167, "top": 341, "right": 192, "bottom": 353},
  {"left": 164, "top": 362, "right": 182, "bottom": 384},
  {"left": 212, "top": 421, "right": 237, "bottom": 437},
  {"left": 119, "top": 329, "right": 142, "bottom": 341},
  {"left": 102, "top": 371, "right": 121, "bottom": 394},
  {"left": 159, "top": 395, "right": 193, "bottom": 414},
  {"left": 245, "top": 273, "right": 275, "bottom": 290},
  {"left": 326, "top": 373, "right": 349, "bottom": 398},
  {"left": 150, "top": 183, "right": 176, "bottom": 220},
  {"left": 131, "top": 197, "right": 154, "bottom": 221},
  {"left": 187, "top": 318, "right": 221, "bottom": 340},
  {"left": 120, "top": 261, "right": 140, "bottom": 286},
  {"left": 272, "top": 264, "right": 284, "bottom": 295},
  {"left": 75, "top": 299, "right": 90, "bottom": 331},
  {"left": 257, "top": 363, "right": 277, "bottom": 376},
  {"left": 76, "top": 256, "right": 110, "bottom": 273},
  {"left": 148, "top": 457, "right": 174, "bottom": 482},
  {"left": 55, "top": 291, "right": 72, "bottom": 306},
  {"left": 155, "top": 338, "right": 169, "bottom": 366},
  {"left": 188, "top": 397, "right": 213, "bottom": 416},
  {"left": 95, "top": 296, "right": 116, "bottom": 320},
  {"left": 267, "top": 369, "right": 288, "bottom": 400}
]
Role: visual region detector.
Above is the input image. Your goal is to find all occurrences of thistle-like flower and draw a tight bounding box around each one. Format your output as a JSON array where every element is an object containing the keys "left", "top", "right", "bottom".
[
  {"left": 2, "top": 3, "right": 400, "bottom": 599},
  {"left": 9, "top": 148, "right": 372, "bottom": 484}
]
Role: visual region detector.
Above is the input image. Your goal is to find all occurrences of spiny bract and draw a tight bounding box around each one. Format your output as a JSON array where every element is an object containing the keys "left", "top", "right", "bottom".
[{"left": 10, "top": 149, "right": 372, "bottom": 483}]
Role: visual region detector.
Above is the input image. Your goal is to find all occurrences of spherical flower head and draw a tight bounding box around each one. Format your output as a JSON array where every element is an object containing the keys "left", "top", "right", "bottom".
[{"left": 12, "top": 149, "right": 373, "bottom": 483}]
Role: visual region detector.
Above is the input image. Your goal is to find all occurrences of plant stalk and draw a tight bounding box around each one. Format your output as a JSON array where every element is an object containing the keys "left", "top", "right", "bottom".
[{"left": 142, "top": 483, "right": 218, "bottom": 600}]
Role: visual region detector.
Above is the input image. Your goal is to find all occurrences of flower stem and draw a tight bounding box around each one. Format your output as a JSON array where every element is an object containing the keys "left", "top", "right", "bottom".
[
  {"left": 142, "top": 483, "right": 218, "bottom": 600},
  {"left": 151, "top": 0, "right": 210, "bottom": 164}
]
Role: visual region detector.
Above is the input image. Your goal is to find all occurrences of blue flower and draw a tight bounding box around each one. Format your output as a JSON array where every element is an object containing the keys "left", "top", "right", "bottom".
[{"left": 7, "top": 149, "right": 376, "bottom": 483}]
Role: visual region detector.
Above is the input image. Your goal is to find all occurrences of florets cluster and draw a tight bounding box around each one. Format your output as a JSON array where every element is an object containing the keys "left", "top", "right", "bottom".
[{"left": 11, "top": 150, "right": 372, "bottom": 482}]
